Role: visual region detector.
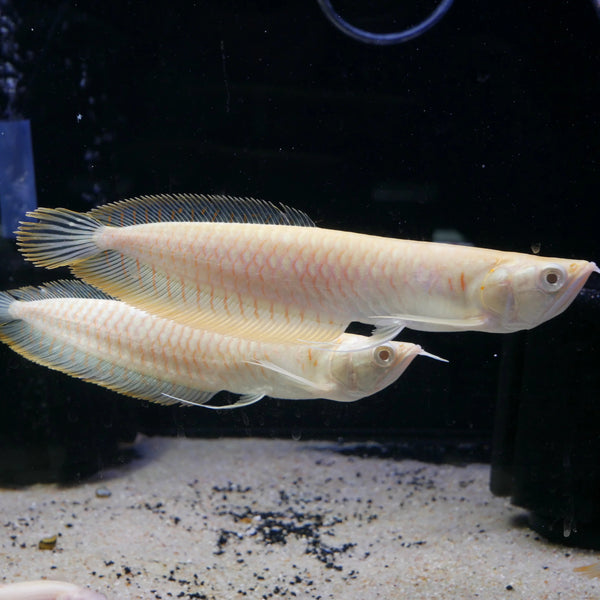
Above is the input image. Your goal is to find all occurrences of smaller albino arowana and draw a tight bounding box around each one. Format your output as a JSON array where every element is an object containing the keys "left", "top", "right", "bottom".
[
  {"left": 0, "top": 580, "right": 106, "bottom": 600},
  {"left": 0, "top": 280, "right": 433, "bottom": 408},
  {"left": 16, "top": 194, "right": 598, "bottom": 345}
]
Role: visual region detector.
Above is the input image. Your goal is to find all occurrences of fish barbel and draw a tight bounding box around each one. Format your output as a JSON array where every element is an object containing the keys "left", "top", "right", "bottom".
[
  {"left": 0, "top": 579, "right": 106, "bottom": 600},
  {"left": 16, "top": 194, "right": 598, "bottom": 343},
  {"left": 0, "top": 280, "right": 427, "bottom": 408}
]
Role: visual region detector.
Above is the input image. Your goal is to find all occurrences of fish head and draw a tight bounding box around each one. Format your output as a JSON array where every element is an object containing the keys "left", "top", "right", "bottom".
[
  {"left": 480, "top": 257, "right": 598, "bottom": 332},
  {"left": 329, "top": 338, "right": 421, "bottom": 402}
]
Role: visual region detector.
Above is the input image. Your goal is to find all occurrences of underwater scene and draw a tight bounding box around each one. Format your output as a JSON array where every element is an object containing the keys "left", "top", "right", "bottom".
[{"left": 0, "top": 1, "right": 599, "bottom": 598}]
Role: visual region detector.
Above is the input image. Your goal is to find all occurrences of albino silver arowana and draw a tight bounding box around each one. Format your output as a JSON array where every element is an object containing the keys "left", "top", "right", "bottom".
[
  {"left": 16, "top": 194, "right": 598, "bottom": 344},
  {"left": 0, "top": 281, "right": 429, "bottom": 409},
  {"left": 0, "top": 580, "right": 106, "bottom": 600}
]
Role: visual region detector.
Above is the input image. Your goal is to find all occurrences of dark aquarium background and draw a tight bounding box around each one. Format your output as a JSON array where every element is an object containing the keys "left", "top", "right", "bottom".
[{"left": 0, "top": 1, "right": 598, "bottom": 486}]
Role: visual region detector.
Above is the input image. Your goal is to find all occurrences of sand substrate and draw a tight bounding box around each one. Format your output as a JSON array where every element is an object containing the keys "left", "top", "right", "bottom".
[{"left": 1, "top": 436, "right": 598, "bottom": 599}]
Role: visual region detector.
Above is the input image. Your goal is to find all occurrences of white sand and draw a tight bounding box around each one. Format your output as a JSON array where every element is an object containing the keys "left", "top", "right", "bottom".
[{"left": 1, "top": 436, "right": 598, "bottom": 599}]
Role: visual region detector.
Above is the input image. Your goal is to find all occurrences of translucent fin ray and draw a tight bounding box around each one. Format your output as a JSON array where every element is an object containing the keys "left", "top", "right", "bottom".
[
  {"left": 11, "top": 280, "right": 113, "bottom": 302},
  {"left": 370, "top": 314, "right": 486, "bottom": 331},
  {"left": 247, "top": 359, "right": 329, "bottom": 394},
  {"left": 0, "top": 291, "right": 14, "bottom": 323},
  {"left": 17, "top": 208, "right": 102, "bottom": 268},
  {"left": 87, "top": 193, "right": 315, "bottom": 227},
  {"left": 189, "top": 391, "right": 266, "bottom": 410}
]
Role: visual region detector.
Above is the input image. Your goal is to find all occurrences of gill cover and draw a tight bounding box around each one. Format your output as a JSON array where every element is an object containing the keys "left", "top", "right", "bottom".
[{"left": 329, "top": 342, "right": 417, "bottom": 402}]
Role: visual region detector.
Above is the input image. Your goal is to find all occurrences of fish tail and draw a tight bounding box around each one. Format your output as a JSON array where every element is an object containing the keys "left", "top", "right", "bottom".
[
  {"left": 16, "top": 207, "right": 103, "bottom": 268},
  {"left": 0, "top": 290, "right": 16, "bottom": 324}
]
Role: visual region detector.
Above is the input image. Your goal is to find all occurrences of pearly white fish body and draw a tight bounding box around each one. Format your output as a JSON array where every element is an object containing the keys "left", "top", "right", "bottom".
[
  {"left": 17, "top": 194, "right": 598, "bottom": 343},
  {"left": 0, "top": 580, "right": 106, "bottom": 600},
  {"left": 0, "top": 281, "right": 423, "bottom": 408}
]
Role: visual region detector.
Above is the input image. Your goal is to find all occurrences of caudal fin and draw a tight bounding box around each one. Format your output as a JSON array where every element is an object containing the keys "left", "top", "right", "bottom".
[
  {"left": 0, "top": 290, "right": 16, "bottom": 324},
  {"left": 16, "top": 207, "right": 103, "bottom": 268}
]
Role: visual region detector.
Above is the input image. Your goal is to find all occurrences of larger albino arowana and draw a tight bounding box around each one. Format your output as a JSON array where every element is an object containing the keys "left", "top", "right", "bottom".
[
  {"left": 16, "top": 194, "right": 598, "bottom": 343},
  {"left": 0, "top": 280, "right": 427, "bottom": 409}
]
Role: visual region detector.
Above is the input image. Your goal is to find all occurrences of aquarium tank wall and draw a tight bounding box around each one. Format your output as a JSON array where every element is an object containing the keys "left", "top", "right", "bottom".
[{"left": 0, "top": 3, "right": 599, "bottom": 596}]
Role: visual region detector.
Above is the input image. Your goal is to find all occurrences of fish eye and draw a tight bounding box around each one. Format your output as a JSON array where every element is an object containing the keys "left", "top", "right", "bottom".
[
  {"left": 373, "top": 345, "right": 394, "bottom": 367},
  {"left": 539, "top": 265, "right": 566, "bottom": 292}
]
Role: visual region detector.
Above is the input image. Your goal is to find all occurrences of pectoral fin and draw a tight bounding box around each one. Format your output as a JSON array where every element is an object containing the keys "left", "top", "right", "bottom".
[
  {"left": 370, "top": 323, "right": 405, "bottom": 343},
  {"left": 246, "top": 360, "right": 330, "bottom": 396},
  {"left": 370, "top": 314, "right": 486, "bottom": 332}
]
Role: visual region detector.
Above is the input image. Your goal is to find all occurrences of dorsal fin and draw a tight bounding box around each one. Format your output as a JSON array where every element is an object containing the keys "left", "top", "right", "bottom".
[
  {"left": 8, "top": 279, "right": 114, "bottom": 303},
  {"left": 87, "top": 193, "right": 315, "bottom": 227}
]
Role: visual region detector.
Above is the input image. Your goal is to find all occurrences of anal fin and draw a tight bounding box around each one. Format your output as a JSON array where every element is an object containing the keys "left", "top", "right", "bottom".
[{"left": 201, "top": 392, "right": 266, "bottom": 410}]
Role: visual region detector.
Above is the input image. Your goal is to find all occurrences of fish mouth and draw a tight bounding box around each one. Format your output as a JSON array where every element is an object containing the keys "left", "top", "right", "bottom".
[{"left": 539, "top": 261, "right": 599, "bottom": 323}]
